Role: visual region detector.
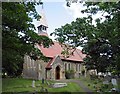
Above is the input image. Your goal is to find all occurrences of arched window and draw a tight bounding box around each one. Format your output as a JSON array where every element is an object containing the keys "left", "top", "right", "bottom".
[
  {"left": 65, "top": 63, "right": 67, "bottom": 71},
  {"left": 68, "top": 63, "right": 71, "bottom": 70},
  {"left": 79, "top": 64, "right": 81, "bottom": 71},
  {"left": 76, "top": 64, "right": 78, "bottom": 71}
]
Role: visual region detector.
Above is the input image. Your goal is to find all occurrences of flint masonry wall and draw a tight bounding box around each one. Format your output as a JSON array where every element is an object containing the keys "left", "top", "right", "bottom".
[{"left": 23, "top": 55, "right": 86, "bottom": 80}]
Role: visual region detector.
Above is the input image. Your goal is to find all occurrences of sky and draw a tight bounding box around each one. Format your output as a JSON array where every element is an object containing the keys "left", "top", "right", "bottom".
[
  {"left": 33, "top": 1, "right": 88, "bottom": 40},
  {"left": 33, "top": 1, "right": 105, "bottom": 44}
]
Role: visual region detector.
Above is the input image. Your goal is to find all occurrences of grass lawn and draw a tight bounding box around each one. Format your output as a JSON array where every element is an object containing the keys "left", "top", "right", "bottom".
[{"left": 2, "top": 78, "right": 84, "bottom": 93}]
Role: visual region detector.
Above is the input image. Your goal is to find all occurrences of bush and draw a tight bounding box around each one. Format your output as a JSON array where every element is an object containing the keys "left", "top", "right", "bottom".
[
  {"left": 81, "top": 70, "right": 85, "bottom": 76},
  {"left": 65, "top": 70, "right": 75, "bottom": 79}
]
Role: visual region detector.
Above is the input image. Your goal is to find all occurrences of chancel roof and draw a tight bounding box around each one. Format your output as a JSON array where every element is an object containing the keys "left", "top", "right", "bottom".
[
  {"left": 36, "top": 7, "right": 86, "bottom": 68},
  {"left": 37, "top": 42, "right": 86, "bottom": 62}
]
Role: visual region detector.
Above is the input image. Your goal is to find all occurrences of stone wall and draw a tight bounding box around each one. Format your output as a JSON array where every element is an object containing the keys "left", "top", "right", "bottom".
[
  {"left": 49, "top": 56, "right": 65, "bottom": 80},
  {"left": 23, "top": 55, "right": 47, "bottom": 80},
  {"left": 23, "top": 55, "right": 38, "bottom": 79},
  {"left": 23, "top": 55, "right": 86, "bottom": 80},
  {"left": 63, "top": 61, "right": 85, "bottom": 78}
]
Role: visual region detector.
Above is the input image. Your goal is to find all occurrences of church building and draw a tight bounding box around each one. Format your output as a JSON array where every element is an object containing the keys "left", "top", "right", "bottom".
[{"left": 22, "top": 8, "right": 86, "bottom": 80}]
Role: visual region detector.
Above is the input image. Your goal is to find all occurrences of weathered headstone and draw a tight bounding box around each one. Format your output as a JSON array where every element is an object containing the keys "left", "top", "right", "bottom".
[
  {"left": 111, "top": 78, "right": 117, "bottom": 86},
  {"left": 32, "top": 80, "right": 35, "bottom": 88},
  {"left": 103, "top": 75, "right": 110, "bottom": 85},
  {"left": 52, "top": 83, "right": 67, "bottom": 88},
  {"left": 104, "top": 75, "right": 111, "bottom": 82}
]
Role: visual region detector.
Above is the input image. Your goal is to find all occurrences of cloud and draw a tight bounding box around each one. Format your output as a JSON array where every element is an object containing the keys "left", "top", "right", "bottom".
[
  {"left": 63, "top": 2, "right": 106, "bottom": 25},
  {"left": 63, "top": 2, "right": 87, "bottom": 20}
]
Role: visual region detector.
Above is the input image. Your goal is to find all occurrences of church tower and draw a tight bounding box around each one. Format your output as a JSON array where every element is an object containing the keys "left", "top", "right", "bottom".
[{"left": 37, "top": 5, "right": 48, "bottom": 36}]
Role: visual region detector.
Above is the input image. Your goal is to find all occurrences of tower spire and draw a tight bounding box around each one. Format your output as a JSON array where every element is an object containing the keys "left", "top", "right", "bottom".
[
  {"left": 42, "top": 3, "right": 44, "bottom": 9},
  {"left": 37, "top": 3, "right": 48, "bottom": 36}
]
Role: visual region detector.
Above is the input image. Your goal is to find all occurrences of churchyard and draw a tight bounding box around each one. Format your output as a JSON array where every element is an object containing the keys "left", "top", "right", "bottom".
[
  {"left": 2, "top": 1, "right": 120, "bottom": 94},
  {"left": 2, "top": 78, "right": 84, "bottom": 93},
  {"left": 2, "top": 75, "right": 120, "bottom": 93},
  {"left": 79, "top": 75, "right": 120, "bottom": 93}
]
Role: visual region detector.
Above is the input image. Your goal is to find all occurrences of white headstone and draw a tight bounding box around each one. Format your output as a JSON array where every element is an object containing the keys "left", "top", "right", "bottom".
[
  {"left": 111, "top": 78, "right": 117, "bottom": 86},
  {"left": 32, "top": 80, "right": 35, "bottom": 87},
  {"left": 52, "top": 83, "right": 67, "bottom": 88}
]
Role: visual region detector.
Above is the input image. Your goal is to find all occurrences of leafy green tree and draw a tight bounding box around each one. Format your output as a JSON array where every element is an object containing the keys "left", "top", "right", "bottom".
[
  {"left": 2, "top": 2, "right": 53, "bottom": 77},
  {"left": 82, "top": 1, "right": 120, "bottom": 74},
  {"left": 51, "top": 1, "right": 120, "bottom": 74}
]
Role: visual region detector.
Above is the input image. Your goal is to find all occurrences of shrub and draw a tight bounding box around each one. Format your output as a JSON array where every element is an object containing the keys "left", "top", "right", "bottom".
[
  {"left": 81, "top": 70, "right": 85, "bottom": 76},
  {"left": 65, "top": 70, "right": 75, "bottom": 79}
]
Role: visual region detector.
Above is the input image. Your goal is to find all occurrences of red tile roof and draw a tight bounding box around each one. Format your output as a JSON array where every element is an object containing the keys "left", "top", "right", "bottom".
[
  {"left": 46, "top": 56, "right": 57, "bottom": 69},
  {"left": 37, "top": 42, "right": 86, "bottom": 62}
]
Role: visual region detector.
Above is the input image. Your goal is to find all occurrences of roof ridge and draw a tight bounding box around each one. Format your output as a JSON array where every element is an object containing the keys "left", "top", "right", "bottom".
[
  {"left": 50, "top": 55, "right": 59, "bottom": 66},
  {"left": 38, "top": 42, "right": 85, "bottom": 62},
  {"left": 46, "top": 55, "right": 59, "bottom": 69},
  {"left": 75, "top": 49, "right": 83, "bottom": 59}
]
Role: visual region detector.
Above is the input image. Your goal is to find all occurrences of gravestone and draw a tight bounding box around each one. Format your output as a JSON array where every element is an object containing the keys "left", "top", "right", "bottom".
[
  {"left": 32, "top": 80, "right": 35, "bottom": 88},
  {"left": 104, "top": 75, "right": 111, "bottom": 82},
  {"left": 52, "top": 83, "right": 67, "bottom": 88},
  {"left": 103, "top": 75, "right": 110, "bottom": 85},
  {"left": 111, "top": 78, "right": 117, "bottom": 86}
]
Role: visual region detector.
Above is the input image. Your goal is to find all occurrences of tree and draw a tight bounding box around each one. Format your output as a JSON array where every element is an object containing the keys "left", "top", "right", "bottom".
[
  {"left": 82, "top": 1, "right": 120, "bottom": 74},
  {"left": 51, "top": 1, "right": 120, "bottom": 74},
  {"left": 2, "top": 2, "right": 53, "bottom": 77}
]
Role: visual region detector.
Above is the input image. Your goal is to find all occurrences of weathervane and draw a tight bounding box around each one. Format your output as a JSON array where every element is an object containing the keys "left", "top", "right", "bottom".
[
  {"left": 42, "top": 3, "right": 44, "bottom": 9},
  {"left": 40, "top": 1, "right": 44, "bottom": 9}
]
